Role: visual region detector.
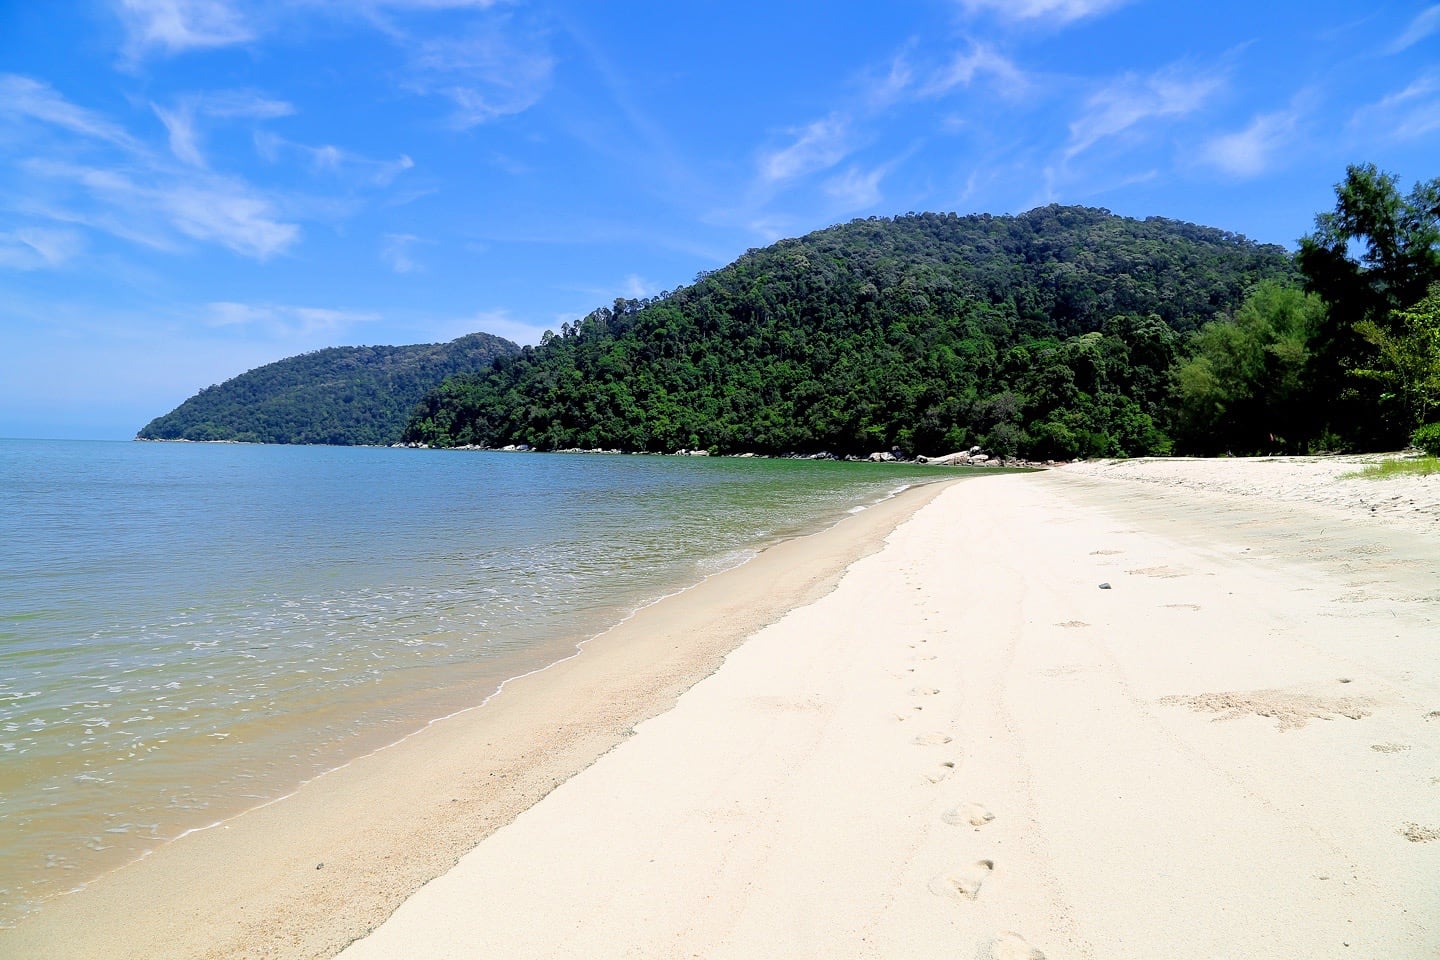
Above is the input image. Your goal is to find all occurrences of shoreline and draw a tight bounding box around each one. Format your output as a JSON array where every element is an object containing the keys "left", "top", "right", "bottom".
[
  {"left": 338, "top": 457, "right": 1439, "bottom": 959},
  {"left": 9, "top": 456, "right": 1437, "bottom": 959},
  {"left": 1, "top": 478, "right": 958, "bottom": 960}
]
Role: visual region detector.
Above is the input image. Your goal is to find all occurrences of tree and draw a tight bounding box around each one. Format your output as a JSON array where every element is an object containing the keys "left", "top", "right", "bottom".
[
  {"left": 1169, "top": 281, "right": 1326, "bottom": 454},
  {"left": 405, "top": 208, "right": 1293, "bottom": 457},
  {"left": 1297, "top": 164, "right": 1440, "bottom": 446},
  {"left": 1352, "top": 284, "right": 1440, "bottom": 429}
]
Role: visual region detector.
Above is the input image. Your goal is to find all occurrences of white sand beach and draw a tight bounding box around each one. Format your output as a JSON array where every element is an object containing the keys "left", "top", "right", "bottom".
[
  {"left": 8, "top": 458, "right": 1439, "bottom": 959},
  {"left": 337, "top": 459, "right": 1440, "bottom": 960}
]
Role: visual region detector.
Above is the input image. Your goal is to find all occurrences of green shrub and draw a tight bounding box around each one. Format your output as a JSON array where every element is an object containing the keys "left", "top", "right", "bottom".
[{"left": 1412, "top": 423, "right": 1440, "bottom": 457}]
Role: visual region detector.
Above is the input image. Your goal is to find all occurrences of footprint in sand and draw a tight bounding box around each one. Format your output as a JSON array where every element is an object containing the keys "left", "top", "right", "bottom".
[
  {"left": 1401, "top": 823, "right": 1440, "bottom": 842},
  {"left": 1126, "top": 565, "right": 1185, "bottom": 578},
  {"left": 942, "top": 802, "right": 994, "bottom": 828},
  {"left": 923, "top": 761, "right": 956, "bottom": 784},
  {"left": 987, "top": 931, "right": 1047, "bottom": 960},
  {"left": 912, "top": 732, "right": 953, "bottom": 746},
  {"left": 928, "top": 860, "right": 993, "bottom": 900}
]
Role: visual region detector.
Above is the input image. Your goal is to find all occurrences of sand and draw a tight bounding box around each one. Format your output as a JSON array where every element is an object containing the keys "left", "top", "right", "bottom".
[
  {"left": 0, "top": 479, "right": 950, "bottom": 960},
  {"left": 8, "top": 458, "right": 1439, "bottom": 959}
]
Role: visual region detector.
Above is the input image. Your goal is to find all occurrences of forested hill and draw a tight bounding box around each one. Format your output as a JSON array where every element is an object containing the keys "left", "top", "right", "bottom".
[
  {"left": 405, "top": 206, "right": 1297, "bottom": 459},
  {"left": 137, "top": 332, "right": 520, "bottom": 445}
]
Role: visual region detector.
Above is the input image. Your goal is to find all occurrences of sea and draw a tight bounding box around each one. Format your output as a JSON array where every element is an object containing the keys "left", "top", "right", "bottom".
[{"left": 0, "top": 439, "right": 943, "bottom": 926}]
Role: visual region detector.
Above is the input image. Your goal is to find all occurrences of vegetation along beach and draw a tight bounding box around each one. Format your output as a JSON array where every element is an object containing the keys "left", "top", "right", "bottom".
[{"left": 2, "top": 2, "right": 1438, "bottom": 958}]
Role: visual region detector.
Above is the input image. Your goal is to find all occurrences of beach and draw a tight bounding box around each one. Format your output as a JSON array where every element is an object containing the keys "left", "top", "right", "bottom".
[{"left": 8, "top": 458, "right": 1440, "bottom": 959}]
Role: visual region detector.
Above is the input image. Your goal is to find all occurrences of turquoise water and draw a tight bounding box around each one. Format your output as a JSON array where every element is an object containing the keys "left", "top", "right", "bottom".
[{"left": 0, "top": 440, "right": 941, "bottom": 924}]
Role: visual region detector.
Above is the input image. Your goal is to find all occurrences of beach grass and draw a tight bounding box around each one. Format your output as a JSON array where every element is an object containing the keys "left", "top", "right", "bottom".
[{"left": 1342, "top": 456, "right": 1440, "bottom": 479}]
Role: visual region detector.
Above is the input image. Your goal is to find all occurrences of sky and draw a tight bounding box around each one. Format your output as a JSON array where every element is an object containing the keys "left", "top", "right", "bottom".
[{"left": 1, "top": 1, "right": 1438, "bottom": 440}]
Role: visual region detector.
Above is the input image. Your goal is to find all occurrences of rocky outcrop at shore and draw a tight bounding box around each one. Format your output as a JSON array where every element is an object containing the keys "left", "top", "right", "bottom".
[{"left": 391, "top": 440, "right": 1057, "bottom": 468}]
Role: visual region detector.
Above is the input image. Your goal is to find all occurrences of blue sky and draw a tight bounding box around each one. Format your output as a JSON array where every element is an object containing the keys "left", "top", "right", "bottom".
[{"left": 2, "top": 1, "right": 1438, "bottom": 439}]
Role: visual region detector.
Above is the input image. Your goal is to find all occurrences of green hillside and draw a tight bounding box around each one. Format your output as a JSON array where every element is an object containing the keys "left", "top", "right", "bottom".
[
  {"left": 405, "top": 206, "right": 1297, "bottom": 459},
  {"left": 137, "top": 332, "right": 520, "bottom": 445}
]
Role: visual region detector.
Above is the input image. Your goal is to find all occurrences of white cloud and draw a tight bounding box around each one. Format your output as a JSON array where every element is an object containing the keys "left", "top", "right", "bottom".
[
  {"left": 165, "top": 183, "right": 300, "bottom": 258},
  {"left": 382, "top": 233, "right": 423, "bottom": 273},
  {"left": 0, "top": 75, "right": 142, "bottom": 151},
  {"left": 1066, "top": 64, "right": 1225, "bottom": 159},
  {"left": 956, "top": 0, "right": 1129, "bottom": 24},
  {"left": 744, "top": 216, "right": 795, "bottom": 245},
  {"left": 921, "top": 43, "right": 1028, "bottom": 98},
  {"left": 356, "top": 0, "right": 502, "bottom": 8},
  {"left": 759, "top": 114, "right": 853, "bottom": 183},
  {"left": 205, "top": 301, "right": 380, "bottom": 337},
  {"left": 461, "top": 308, "right": 546, "bottom": 346},
  {"left": 824, "top": 165, "right": 888, "bottom": 211},
  {"left": 152, "top": 103, "right": 204, "bottom": 165},
  {"left": 410, "top": 25, "right": 554, "bottom": 127},
  {"left": 116, "top": 0, "right": 253, "bottom": 58},
  {"left": 25, "top": 159, "right": 301, "bottom": 260},
  {"left": 1390, "top": 5, "right": 1440, "bottom": 52},
  {"left": 155, "top": 90, "right": 295, "bottom": 165},
  {"left": 250, "top": 130, "right": 413, "bottom": 185},
  {"left": 1199, "top": 110, "right": 1300, "bottom": 178},
  {"left": 620, "top": 274, "right": 656, "bottom": 300},
  {"left": 4, "top": 79, "right": 312, "bottom": 260},
  {"left": 0, "top": 228, "right": 86, "bottom": 270},
  {"left": 1351, "top": 71, "right": 1440, "bottom": 141},
  {"left": 865, "top": 53, "right": 917, "bottom": 109}
]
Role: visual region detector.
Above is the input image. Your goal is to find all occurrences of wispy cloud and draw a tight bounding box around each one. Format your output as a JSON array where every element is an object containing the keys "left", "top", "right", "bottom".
[
  {"left": 0, "top": 228, "right": 87, "bottom": 270},
  {"left": 1351, "top": 71, "right": 1440, "bottom": 141},
  {"left": 1, "top": 78, "right": 308, "bottom": 263},
  {"left": 824, "top": 165, "right": 888, "bottom": 210},
  {"left": 381, "top": 232, "right": 424, "bottom": 273},
  {"left": 254, "top": 131, "right": 415, "bottom": 184},
  {"left": 1199, "top": 109, "right": 1301, "bottom": 178},
  {"left": 1389, "top": 5, "right": 1440, "bottom": 53},
  {"left": 115, "top": 0, "right": 253, "bottom": 60},
  {"left": 25, "top": 160, "right": 301, "bottom": 259},
  {"left": 0, "top": 74, "right": 143, "bottom": 151},
  {"left": 920, "top": 42, "right": 1028, "bottom": 98},
  {"left": 1066, "top": 63, "right": 1225, "bottom": 159},
  {"left": 758, "top": 114, "right": 853, "bottom": 183},
  {"left": 461, "top": 307, "right": 546, "bottom": 346},
  {"left": 342, "top": 0, "right": 505, "bottom": 14},
  {"left": 620, "top": 274, "right": 656, "bottom": 299},
  {"left": 152, "top": 91, "right": 293, "bottom": 167},
  {"left": 956, "top": 0, "right": 1130, "bottom": 24},
  {"left": 864, "top": 52, "right": 917, "bottom": 110},
  {"left": 204, "top": 301, "right": 380, "bottom": 337},
  {"left": 408, "top": 22, "right": 554, "bottom": 127}
]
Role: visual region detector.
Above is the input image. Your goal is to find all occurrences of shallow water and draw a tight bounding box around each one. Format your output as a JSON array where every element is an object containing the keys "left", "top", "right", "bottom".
[{"left": 0, "top": 440, "right": 940, "bottom": 924}]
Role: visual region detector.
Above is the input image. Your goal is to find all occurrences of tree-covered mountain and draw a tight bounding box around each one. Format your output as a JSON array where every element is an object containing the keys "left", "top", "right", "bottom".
[
  {"left": 137, "top": 332, "right": 520, "bottom": 445},
  {"left": 404, "top": 206, "right": 1297, "bottom": 459}
]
